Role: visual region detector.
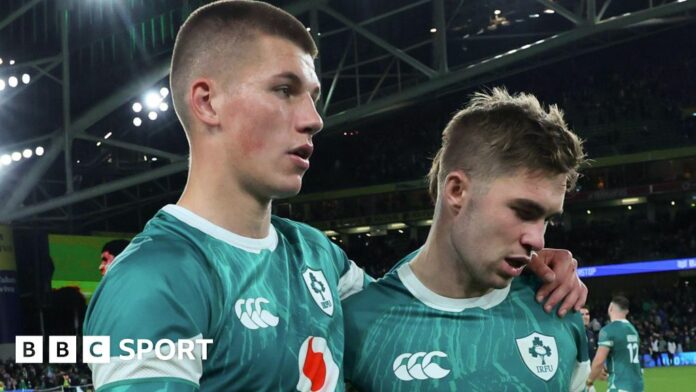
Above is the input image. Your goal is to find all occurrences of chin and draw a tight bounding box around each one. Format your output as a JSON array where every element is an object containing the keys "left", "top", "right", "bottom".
[{"left": 272, "top": 180, "right": 303, "bottom": 199}]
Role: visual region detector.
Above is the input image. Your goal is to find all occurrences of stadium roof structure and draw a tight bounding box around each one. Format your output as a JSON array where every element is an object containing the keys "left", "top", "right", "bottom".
[{"left": 0, "top": 0, "right": 695, "bottom": 229}]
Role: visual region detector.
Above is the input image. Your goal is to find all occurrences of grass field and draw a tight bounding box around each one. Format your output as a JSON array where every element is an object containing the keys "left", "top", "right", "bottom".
[{"left": 592, "top": 366, "right": 696, "bottom": 391}]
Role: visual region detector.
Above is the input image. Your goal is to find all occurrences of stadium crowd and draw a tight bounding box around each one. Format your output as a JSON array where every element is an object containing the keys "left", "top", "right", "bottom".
[
  {"left": 305, "top": 38, "right": 696, "bottom": 193},
  {"left": 0, "top": 361, "right": 91, "bottom": 391},
  {"left": 586, "top": 280, "right": 696, "bottom": 366}
]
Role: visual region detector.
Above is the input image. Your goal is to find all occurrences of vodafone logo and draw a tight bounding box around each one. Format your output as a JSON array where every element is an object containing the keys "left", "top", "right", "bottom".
[
  {"left": 296, "top": 337, "right": 339, "bottom": 392},
  {"left": 393, "top": 351, "right": 451, "bottom": 381}
]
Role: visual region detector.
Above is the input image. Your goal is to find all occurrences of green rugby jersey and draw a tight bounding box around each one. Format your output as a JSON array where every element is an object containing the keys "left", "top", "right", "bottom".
[
  {"left": 597, "top": 320, "right": 644, "bottom": 392},
  {"left": 343, "top": 255, "right": 590, "bottom": 392},
  {"left": 84, "top": 205, "right": 370, "bottom": 391}
]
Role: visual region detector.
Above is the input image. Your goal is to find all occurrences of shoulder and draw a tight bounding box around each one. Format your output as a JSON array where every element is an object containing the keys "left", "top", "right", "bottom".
[
  {"left": 272, "top": 215, "right": 327, "bottom": 243},
  {"left": 106, "top": 228, "right": 207, "bottom": 283},
  {"left": 343, "top": 270, "right": 409, "bottom": 322}
]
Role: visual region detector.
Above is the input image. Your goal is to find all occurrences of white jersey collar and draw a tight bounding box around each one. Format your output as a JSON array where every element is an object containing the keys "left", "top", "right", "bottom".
[
  {"left": 397, "top": 262, "right": 510, "bottom": 312},
  {"left": 162, "top": 204, "right": 278, "bottom": 253}
]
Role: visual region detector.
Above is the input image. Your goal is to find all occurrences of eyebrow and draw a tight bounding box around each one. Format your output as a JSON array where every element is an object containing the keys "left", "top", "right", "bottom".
[
  {"left": 511, "top": 199, "right": 563, "bottom": 219},
  {"left": 273, "top": 72, "right": 322, "bottom": 102}
]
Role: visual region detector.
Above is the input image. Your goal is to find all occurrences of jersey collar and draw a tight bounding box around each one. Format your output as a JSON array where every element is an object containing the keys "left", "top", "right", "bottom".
[
  {"left": 397, "top": 263, "right": 510, "bottom": 312},
  {"left": 162, "top": 204, "right": 278, "bottom": 253}
]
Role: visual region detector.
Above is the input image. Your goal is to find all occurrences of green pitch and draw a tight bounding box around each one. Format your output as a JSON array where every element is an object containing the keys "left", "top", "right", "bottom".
[{"left": 593, "top": 366, "right": 696, "bottom": 391}]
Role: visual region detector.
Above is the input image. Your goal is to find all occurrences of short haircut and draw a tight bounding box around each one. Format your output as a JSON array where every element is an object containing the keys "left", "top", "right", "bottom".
[
  {"left": 611, "top": 296, "right": 630, "bottom": 312},
  {"left": 427, "top": 87, "right": 586, "bottom": 201},
  {"left": 170, "top": 0, "right": 317, "bottom": 130},
  {"left": 101, "top": 239, "right": 130, "bottom": 257}
]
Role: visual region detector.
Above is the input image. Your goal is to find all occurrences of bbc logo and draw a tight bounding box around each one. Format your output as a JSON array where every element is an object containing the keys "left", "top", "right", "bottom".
[
  {"left": 16, "top": 336, "right": 110, "bottom": 364},
  {"left": 16, "top": 335, "right": 213, "bottom": 363}
]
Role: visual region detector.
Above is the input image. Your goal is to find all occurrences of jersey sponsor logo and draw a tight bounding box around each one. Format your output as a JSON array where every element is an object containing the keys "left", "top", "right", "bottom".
[
  {"left": 302, "top": 268, "right": 334, "bottom": 316},
  {"left": 515, "top": 332, "right": 559, "bottom": 381},
  {"left": 392, "top": 351, "right": 451, "bottom": 381},
  {"left": 234, "top": 297, "right": 279, "bottom": 330},
  {"left": 296, "top": 336, "right": 339, "bottom": 392}
]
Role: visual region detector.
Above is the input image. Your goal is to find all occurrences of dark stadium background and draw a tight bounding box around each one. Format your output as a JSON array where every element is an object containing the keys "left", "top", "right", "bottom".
[{"left": 0, "top": 0, "right": 695, "bottom": 390}]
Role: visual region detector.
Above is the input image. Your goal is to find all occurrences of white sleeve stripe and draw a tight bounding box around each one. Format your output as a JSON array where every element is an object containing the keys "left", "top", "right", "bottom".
[
  {"left": 91, "top": 334, "right": 204, "bottom": 390},
  {"left": 569, "top": 360, "right": 590, "bottom": 392},
  {"left": 338, "top": 259, "right": 366, "bottom": 300}
]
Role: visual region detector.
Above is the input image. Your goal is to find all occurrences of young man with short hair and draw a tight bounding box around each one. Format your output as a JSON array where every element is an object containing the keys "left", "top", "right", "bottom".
[
  {"left": 344, "top": 88, "right": 591, "bottom": 391},
  {"left": 587, "top": 296, "right": 644, "bottom": 391},
  {"left": 85, "top": 2, "right": 588, "bottom": 391},
  {"left": 99, "top": 239, "right": 129, "bottom": 276}
]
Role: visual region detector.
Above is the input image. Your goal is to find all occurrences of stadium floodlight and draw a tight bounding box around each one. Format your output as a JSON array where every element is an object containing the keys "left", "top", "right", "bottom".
[
  {"left": 133, "top": 117, "right": 143, "bottom": 127},
  {"left": 144, "top": 91, "right": 162, "bottom": 109},
  {"left": 22, "top": 149, "right": 32, "bottom": 158},
  {"left": 8, "top": 76, "right": 18, "bottom": 88},
  {"left": 11, "top": 152, "right": 21, "bottom": 161},
  {"left": 159, "top": 87, "right": 169, "bottom": 97},
  {"left": 35, "top": 146, "right": 44, "bottom": 156},
  {"left": 21, "top": 73, "right": 30, "bottom": 84},
  {"left": 0, "top": 154, "right": 11, "bottom": 165},
  {"left": 0, "top": 80, "right": 5, "bottom": 90},
  {"left": 159, "top": 102, "right": 169, "bottom": 112},
  {"left": 132, "top": 102, "right": 143, "bottom": 113}
]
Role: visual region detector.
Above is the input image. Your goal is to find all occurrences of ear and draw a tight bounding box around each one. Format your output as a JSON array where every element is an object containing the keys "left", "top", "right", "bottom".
[
  {"left": 189, "top": 77, "right": 221, "bottom": 127},
  {"left": 443, "top": 170, "right": 470, "bottom": 215}
]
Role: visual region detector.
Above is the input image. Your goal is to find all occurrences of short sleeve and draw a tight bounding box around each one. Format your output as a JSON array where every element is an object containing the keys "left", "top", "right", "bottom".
[
  {"left": 84, "top": 236, "right": 213, "bottom": 391},
  {"left": 598, "top": 326, "right": 613, "bottom": 348},
  {"left": 328, "top": 241, "right": 374, "bottom": 300}
]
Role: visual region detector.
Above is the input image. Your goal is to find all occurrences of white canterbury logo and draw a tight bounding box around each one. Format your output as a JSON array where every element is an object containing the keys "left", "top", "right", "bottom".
[
  {"left": 234, "top": 298, "right": 279, "bottom": 329},
  {"left": 393, "top": 351, "right": 451, "bottom": 381}
]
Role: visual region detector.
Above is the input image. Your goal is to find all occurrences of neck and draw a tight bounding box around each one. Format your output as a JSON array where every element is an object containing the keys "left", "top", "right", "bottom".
[
  {"left": 409, "top": 223, "right": 494, "bottom": 299},
  {"left": 177, "top": 157, "right": 272, "bottom": 239},
  {"left": 610, "top": 313, "right": 627, "bottom": 322}
]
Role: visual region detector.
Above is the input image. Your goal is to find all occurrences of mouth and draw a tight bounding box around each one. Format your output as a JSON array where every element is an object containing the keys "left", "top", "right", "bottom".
[
  {"left": 502, "top": 256, "right": 531, "bottom": 277},
  {"left": 289, "top": 144, "right": 313, "bottom": 160}
]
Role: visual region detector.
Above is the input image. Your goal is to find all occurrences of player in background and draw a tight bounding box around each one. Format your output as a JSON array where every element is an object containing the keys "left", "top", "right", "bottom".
[
  {"left": 581, "top": 306, "right": 598, "bottom": 360},
  {"left": 85, "top": 1, "right": 588, "bottom": 391},
  {"left": 587, "top": 296, "right": 644, "bottom": 392},
  {"left": 98, "top": 239, "right": 129, "bottom": 276},
  {"left": 344, "top": 88, "right": 590, "bottom": 391}
]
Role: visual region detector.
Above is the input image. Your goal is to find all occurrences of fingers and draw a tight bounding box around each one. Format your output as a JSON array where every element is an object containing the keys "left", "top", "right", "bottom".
[
  {"left": 542, "top": 275, "right": 574, "bottom": 316},
  {"left": 527, "top": 253, "right": 556, "bottom": 283},
  {"left": 574, "top": 279, "right": 588, "bottom": 311}
]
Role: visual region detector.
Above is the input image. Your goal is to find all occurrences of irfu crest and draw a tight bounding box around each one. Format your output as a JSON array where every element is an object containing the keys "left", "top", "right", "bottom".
[
  {"left": 302, "top": 268, "right": 334, "bottom": 316},
  {"left": 515, "top": 332, "right": 559, "bottom": 381}
]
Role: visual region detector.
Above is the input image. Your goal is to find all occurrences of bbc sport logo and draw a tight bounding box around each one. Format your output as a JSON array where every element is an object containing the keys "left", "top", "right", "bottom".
[{"left": 15, "top": 336, "right": 213, "bottom": 364}]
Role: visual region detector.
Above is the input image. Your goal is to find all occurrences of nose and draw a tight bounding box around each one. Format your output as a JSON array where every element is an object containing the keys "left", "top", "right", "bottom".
[
  {"left": 520, "top": 222, "right": 545, "bottom": 254},
  {"left": 297, "top": 93, "right": 323, "bottom": 136}
]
